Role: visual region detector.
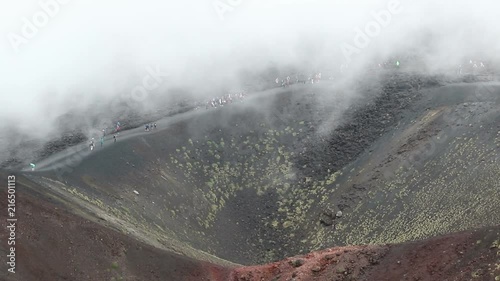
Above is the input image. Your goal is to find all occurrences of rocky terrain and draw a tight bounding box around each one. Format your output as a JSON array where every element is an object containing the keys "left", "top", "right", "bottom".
[{"left": 1, "top": 71, "right": 499, "bottom": 280}]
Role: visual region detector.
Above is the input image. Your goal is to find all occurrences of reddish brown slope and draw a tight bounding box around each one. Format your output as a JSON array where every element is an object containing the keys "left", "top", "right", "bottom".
[
  {"left": 0, "top": 177, "right": 232, "bottom": 281},
  {"left": 232, "top": 226, "right": 500, "bottom": 281}
]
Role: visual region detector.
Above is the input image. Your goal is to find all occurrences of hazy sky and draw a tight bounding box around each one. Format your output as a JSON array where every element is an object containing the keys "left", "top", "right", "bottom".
[{"left": 1, "top": 0, "right": 499, "bottom": 139}]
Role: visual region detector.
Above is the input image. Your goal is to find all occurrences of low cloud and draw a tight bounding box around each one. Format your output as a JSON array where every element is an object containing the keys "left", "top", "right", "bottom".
[{"left": 1, "top": 0, "right": 499, "bottom": 158}]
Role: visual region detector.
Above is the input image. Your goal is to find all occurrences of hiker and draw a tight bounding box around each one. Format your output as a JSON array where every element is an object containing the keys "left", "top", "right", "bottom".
[
  {"left": 113, "top": 134, "right": 117, "bottom": 143},
  {"left": 145, "top": 124, "right": 149, "bottom": 131},
  {"left": 90, "top": 138, "right": 95, "bottom": 151},
  {"left": 100, "top": 137, "right": 104, "bottom": 147},
  {"left": 30, "top": 163, "right": 36, "bottom": 171},
  {"left": 154, "top": 123, "right": 157, "bottom": 129}
]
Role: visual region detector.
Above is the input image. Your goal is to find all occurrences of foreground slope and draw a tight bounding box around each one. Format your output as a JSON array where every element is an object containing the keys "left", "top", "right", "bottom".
[{"left": 0, "top": 171, "right": 232, "bottom": 281}]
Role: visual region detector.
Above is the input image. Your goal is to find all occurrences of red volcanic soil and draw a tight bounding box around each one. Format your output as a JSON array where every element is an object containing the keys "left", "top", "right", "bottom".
[
  {"left": 0, "top": 177, "right": 232, "bottom": 281},
  {"left": 232, "top": 226, "right": 500, "bottom": 281}
]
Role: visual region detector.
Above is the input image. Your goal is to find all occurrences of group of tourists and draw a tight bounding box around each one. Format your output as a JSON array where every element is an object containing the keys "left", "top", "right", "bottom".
[
  {"left": 275, "top": 72, "right": 323, "bottom": 87},
  {"left": 89, "top": 122, "right": 121, "bottom": 151},
  {"left": 457, "top": 60, "right": 488, "bottom": 75},
  {"left": 205, "top": 92, "right": 247, "bottom": 109},
  {"left": 145, "top": 123, "right": 157, "bottom": 131}
]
